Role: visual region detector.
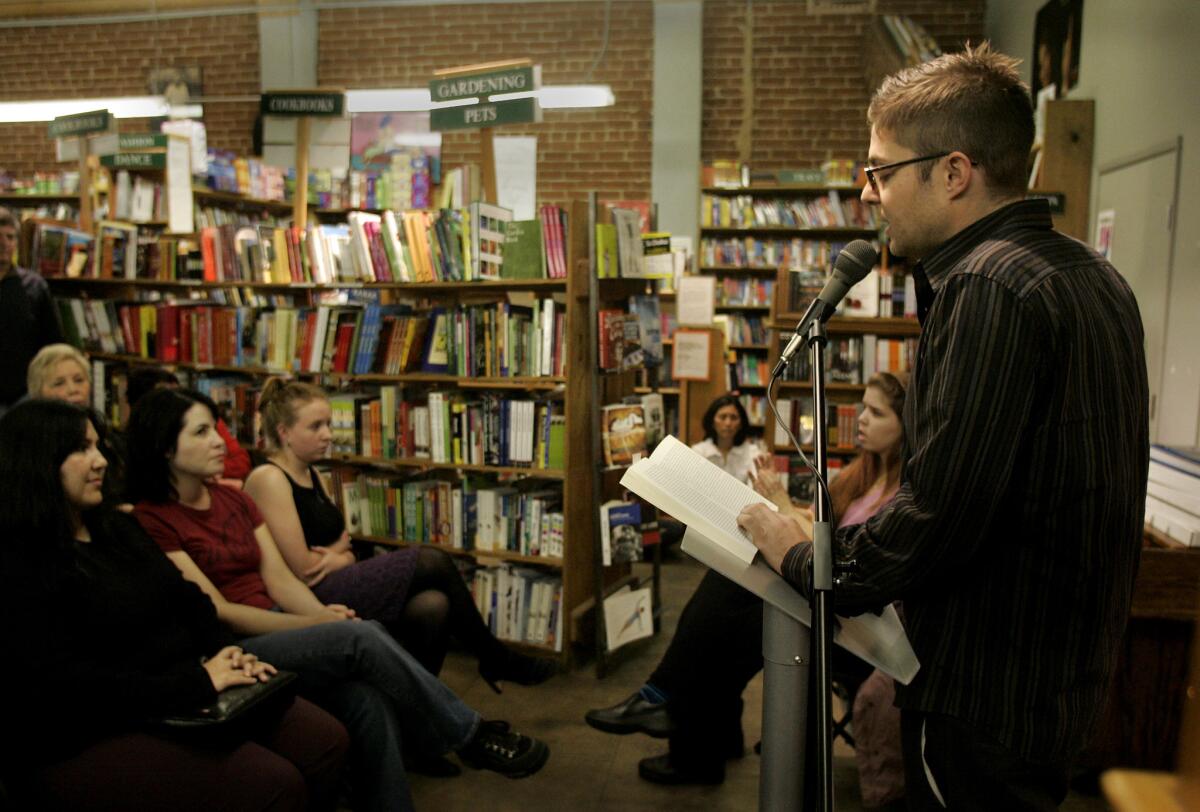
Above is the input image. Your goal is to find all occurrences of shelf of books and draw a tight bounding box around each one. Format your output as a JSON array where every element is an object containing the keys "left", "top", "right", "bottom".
[
  {"left": 587, "top": 194, "right": 668, "bottom": 675},
  {"left": 46, "top": 188, "right": 597, "bottom": 662},
  {"left": 699, "top": 183, "right": 882, "bottom": 435}
]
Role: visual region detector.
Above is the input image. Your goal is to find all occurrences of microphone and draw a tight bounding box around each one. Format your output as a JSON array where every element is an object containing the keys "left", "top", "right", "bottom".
[{"left": 773, "top": 240, "right": 879, "bottom": 377}]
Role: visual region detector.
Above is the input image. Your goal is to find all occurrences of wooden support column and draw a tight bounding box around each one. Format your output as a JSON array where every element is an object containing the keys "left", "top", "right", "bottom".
[{"left": 480, "top": 126, "right": 497, "bottom": 205}]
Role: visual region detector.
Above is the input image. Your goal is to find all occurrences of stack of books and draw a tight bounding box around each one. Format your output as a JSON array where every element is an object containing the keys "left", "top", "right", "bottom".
[{"left": 1146, "top": 445, "right": 1200, "bottom": 546}]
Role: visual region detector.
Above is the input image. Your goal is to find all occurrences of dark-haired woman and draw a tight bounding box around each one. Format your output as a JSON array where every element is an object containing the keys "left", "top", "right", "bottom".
[
  {"left": 125, "top": 387, "right": 550, "bottom": 810},
  {"left": 691, "top": 393, "right": 765, "bottom": 483},
  {"left": 0, "top": 399, "right": 350, "bottom": 811},
  {"left": 587, "top": 373, "right": 908, "bottom": 795},
  {"left": 242, "top": 377, "right": 555, "bottom": 689}
]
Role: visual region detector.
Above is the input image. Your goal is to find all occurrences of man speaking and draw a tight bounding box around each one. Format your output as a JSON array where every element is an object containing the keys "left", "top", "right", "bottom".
[{"left": 738, "top": 43, "right": 1148, "bottom": 810}]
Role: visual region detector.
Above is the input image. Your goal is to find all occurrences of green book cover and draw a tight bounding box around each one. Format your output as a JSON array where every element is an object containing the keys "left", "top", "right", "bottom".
[
  {"left": 501, "top": 220, "right": 545, "bottom": 279},
  {"left": 595, "top": 223, "right": 619, "bottom": 278},
  {"left": 547, "top": 416, "right": 566, "bottom": 470}
]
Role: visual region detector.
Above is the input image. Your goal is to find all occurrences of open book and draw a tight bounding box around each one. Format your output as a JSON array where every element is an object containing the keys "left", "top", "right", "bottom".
[{"left": 620, "top": 435, "right": 919, "bottom": 684}]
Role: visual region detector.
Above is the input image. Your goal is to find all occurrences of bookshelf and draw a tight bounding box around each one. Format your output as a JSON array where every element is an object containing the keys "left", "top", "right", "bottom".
[
  {"left": 52, "top": 194, "right": 600, "bottom": 664},
  {"left": 699, "top": 183, "right": 881, "bottom": 430},
  {"left": 585, "top": 192, "right": 664, "bottom": 675}
]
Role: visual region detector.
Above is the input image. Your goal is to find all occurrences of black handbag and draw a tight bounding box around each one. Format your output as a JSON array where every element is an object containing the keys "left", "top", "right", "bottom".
[{"left": 157, "top": 670, "right": 298, "bottom": 736}]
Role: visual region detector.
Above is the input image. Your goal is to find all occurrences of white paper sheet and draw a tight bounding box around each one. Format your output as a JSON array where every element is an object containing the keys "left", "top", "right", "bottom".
[
  {"left": 677, "top": 275, "right": 716, "bottom": 326},
  {"left": 493, "top": 135, "right": 537, "bottom": 221}
]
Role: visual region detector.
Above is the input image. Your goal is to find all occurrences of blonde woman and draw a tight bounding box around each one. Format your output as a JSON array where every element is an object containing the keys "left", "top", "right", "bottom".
[
  {"left": 243, "top": 378, "right": 555, "bottom": 691},
  {"left": 26, "top": 343, "right": 91, "bottom": 406}
]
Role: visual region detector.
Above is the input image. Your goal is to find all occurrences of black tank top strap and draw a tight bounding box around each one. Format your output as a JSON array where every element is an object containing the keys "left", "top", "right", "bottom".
[{"left": 267, "top": 461, "right": 345, "bottom": 548}]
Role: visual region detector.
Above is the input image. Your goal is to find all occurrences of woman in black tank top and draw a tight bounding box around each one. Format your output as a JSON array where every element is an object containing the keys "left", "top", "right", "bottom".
[{"left": 244, "top": 379, "right": 554, "bottom": 693}]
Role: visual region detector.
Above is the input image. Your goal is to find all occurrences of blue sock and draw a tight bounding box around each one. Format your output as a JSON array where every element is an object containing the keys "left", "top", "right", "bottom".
[{"left": 638, "top": 682, "right": 670, "bottom": 705}]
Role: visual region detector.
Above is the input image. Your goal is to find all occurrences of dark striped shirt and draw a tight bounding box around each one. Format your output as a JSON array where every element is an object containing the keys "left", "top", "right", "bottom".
[{"left": 781, "top": 198, "right": 1149, "bottom": 764}]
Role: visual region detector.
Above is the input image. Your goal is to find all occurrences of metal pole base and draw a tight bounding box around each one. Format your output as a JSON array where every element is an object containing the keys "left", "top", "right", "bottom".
[{"left": 760, "top": 603, "right": 810, "bottom": 811}]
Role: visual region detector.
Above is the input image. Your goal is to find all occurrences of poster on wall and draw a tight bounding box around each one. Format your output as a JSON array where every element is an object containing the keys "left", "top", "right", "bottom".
[
  {"left": 1032, "top": 0, "right": 1083, "bottom": 100},
  {"left": 350, "top": 112, "right": 442, "bottom": 210},
  {"left": 1095, "top": 209, "right": 1115, "bottom": 260}
]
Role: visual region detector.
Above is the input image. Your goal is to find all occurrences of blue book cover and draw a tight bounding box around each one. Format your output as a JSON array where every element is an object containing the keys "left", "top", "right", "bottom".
[{"left": 606, "top": 502, "right": 643, "bottom": 564}]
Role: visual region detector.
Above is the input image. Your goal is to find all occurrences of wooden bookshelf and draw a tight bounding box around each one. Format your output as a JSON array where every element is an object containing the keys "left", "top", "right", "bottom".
[
  {"left": 353, "top": 534, "right": 564, "bottom": 569},
  {"left": 331, "top": 452, "right": 566, "bottom": 480},
  {"left": 65, "top": 197, "right": 598, "bottom": 663}
]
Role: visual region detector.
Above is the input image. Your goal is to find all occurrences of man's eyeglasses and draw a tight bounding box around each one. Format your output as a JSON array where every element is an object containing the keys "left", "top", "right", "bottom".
[{"left": 863, "top": 152, "right": 951, "bottom": 193}]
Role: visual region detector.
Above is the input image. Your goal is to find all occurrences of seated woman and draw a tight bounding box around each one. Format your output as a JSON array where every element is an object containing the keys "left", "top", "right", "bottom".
[
  {"left": 26, "top": 343, "right": 127, "bottom": 499},
  {"left": 691, "top": 393, "right": 766, "bottom": 482},
  {"left": 26, "top": 342, "right": 91, "bottom": 407},
  {"left": 243, "top": 378, "right": 555, "bottom": 689},
  {"left": 586, "top": 371, "right": 908, "bottom": 800},
  {"left": 125, "top": 388, "right": 550, "bottom": 810},
  {"left": 124, "top": 366, "right": 253, "bottom": 482},
  {"left": 658, "top": 394, "right": 766, "bottom": 550},
  {"left": 0, "top": 399, "right": 349, "bottom": 811}
]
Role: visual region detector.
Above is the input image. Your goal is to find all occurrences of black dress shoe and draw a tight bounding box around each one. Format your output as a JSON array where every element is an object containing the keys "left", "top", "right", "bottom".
[
  {"left": 585, "top": 692, "right": 674, "bottom": 738},
  {"left": 637, "top": 753, "right": 724, "bottom": 786}
]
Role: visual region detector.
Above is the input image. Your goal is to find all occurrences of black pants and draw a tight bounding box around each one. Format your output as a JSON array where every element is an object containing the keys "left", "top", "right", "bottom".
[
  {"left": 651, "top": 568, "right": 872, "bottom": 773},
  {"left": 901, "top": 710, "right": 1069, "bottom": 811}
]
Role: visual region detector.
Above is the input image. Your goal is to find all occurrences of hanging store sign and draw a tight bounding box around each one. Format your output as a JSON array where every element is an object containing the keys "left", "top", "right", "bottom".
[
  {"left": 49, "top": 109, "right": 111, "bottom": 139},
  {"left": 101, "top": 152, "right": 167, "bottom": 169},
  {"left": 260, "top": 91, "right": 345, "bottom": 117},
  {"left": 429, "top": 64, "right": 541, "bottom": 132}
]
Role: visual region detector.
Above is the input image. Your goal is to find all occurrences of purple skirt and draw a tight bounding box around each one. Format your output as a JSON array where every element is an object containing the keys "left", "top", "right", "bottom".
[{"left": 311, "top": 547, "right": 419, "bottom": 626}]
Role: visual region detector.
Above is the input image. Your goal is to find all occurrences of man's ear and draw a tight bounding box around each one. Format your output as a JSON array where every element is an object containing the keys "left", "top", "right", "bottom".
[{"left": 943, "top": 152, "right": 975, "bottom": 199}]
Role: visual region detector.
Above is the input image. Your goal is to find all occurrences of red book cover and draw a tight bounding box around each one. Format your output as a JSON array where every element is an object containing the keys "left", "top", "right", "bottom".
[
  {"left": 364, "top": 221, "right": 392, "bottom": 282},
  {"left": 398, "top": 400, "right": 411, "bottom": 457},
  {"left": 179, "top": 310, "right": 193, "bottom": 364},
  {"left": 331, "top": 322, "right": 355, "bottom": 373},
  {"left": 547, "top": 205, "right": 566, "bottom": 278},
  {"left": 198, "top": 308, "right": 212, "bottom": 365},
  {"left": 597, "top": 308, "right": 624, "bottom": 370},
  {"left": 299, "top": 310, "right": 318, "bottom": 372},
  {"left": 219, "top": 309, "right": 234, "bottom": 365},
  {"left": 200, "top": 228, "right": 218, "bottom": 282},
  {"left": 118, "top": 307, "right": 138, "bottom": 356},
  {"left": 157, "top": 304, "right": 179, "bottom": 362},
  {"left": 370, "top": 399, "right": 383, "bottom": 460}
]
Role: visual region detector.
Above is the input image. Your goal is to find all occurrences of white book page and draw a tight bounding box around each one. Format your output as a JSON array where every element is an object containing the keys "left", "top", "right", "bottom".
[{"left": 621, "top": 435, "right": 771, "bottom": 564}]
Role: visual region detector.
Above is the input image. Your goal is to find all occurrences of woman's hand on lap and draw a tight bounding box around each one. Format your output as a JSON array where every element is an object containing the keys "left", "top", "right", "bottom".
[
  {"left": 203, "top": 646, "right": 261, "bottom": 691},
  {"left": 303, "top": 545, "right": 352, "bottom": 586}
]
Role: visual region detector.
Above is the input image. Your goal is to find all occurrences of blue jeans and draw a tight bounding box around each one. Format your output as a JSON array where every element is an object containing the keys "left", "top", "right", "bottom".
[{"left": 242, "top": 620, "right": 480, "bottom": 812}]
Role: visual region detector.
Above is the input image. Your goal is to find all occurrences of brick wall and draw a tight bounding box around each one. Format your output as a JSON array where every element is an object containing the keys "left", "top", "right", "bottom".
[
  {"left": 317, "top": 2, "right": 654, "bottom": 206},
  {"left": 0, "top": 13, "right": 259, "bottom": 178},
  {"left": 0, "top": 1, "right": 986, "bottom": 193},
  {"left": 702, "top": 0, "right": 986, "bottom": 169}
]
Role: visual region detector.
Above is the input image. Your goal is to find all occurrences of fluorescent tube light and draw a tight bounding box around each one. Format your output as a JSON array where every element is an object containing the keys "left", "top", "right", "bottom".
[
  {"left": 345, "top": 84, "right": 615, "bottom": 114},
  {"left": 0, "top": 96, "right": 177, "bottom": 123}
]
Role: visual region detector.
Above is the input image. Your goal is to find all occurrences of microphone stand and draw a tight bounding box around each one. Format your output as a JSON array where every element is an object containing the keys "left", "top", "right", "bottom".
[{"left": 760, "top": 319, "right": 835, "bottom": 812}]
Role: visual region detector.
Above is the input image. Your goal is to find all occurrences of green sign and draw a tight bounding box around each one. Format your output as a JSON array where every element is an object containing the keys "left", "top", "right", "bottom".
[
  {"left": 49, "top": 109, "right": 110, "bottom": 139},
  {"left": 777, "top": 169, "right": 826, "bottom": 185},
  {"left": 430, "top": 67, "right": 537, "bottom": 103},
  {"left": 260, "top": 91, "right": 345, "bottom": 117},
  {"left": 431, "top": 97, "right": 538, "bottom": 132},
  {"left": 101, "top": 152, "right": 167, "bottom": 169},
  {"left": 118, "top": 133, "right": 168, "bottom": 149}
]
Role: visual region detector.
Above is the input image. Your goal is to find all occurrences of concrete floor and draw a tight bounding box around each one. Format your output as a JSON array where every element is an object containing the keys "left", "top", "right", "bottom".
[{"left": 411, "top": 555, "right": 1112, "bottom": 811}]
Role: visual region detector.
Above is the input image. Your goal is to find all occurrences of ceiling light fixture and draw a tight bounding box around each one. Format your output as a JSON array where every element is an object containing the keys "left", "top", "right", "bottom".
[
  {"left": 345, "top": 84, "right": 616, "bottom": 114},
  {"left": 0, "top": 96, "right": 203, "bottom": 124}
]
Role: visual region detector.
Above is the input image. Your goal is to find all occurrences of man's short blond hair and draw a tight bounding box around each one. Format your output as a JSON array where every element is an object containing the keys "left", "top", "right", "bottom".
[
  {"left": 27, "top": 343, "right": 89, "bottom": 398},
  {"left": 868, "top": 42, "right": 1034, "bottom": 197}
]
